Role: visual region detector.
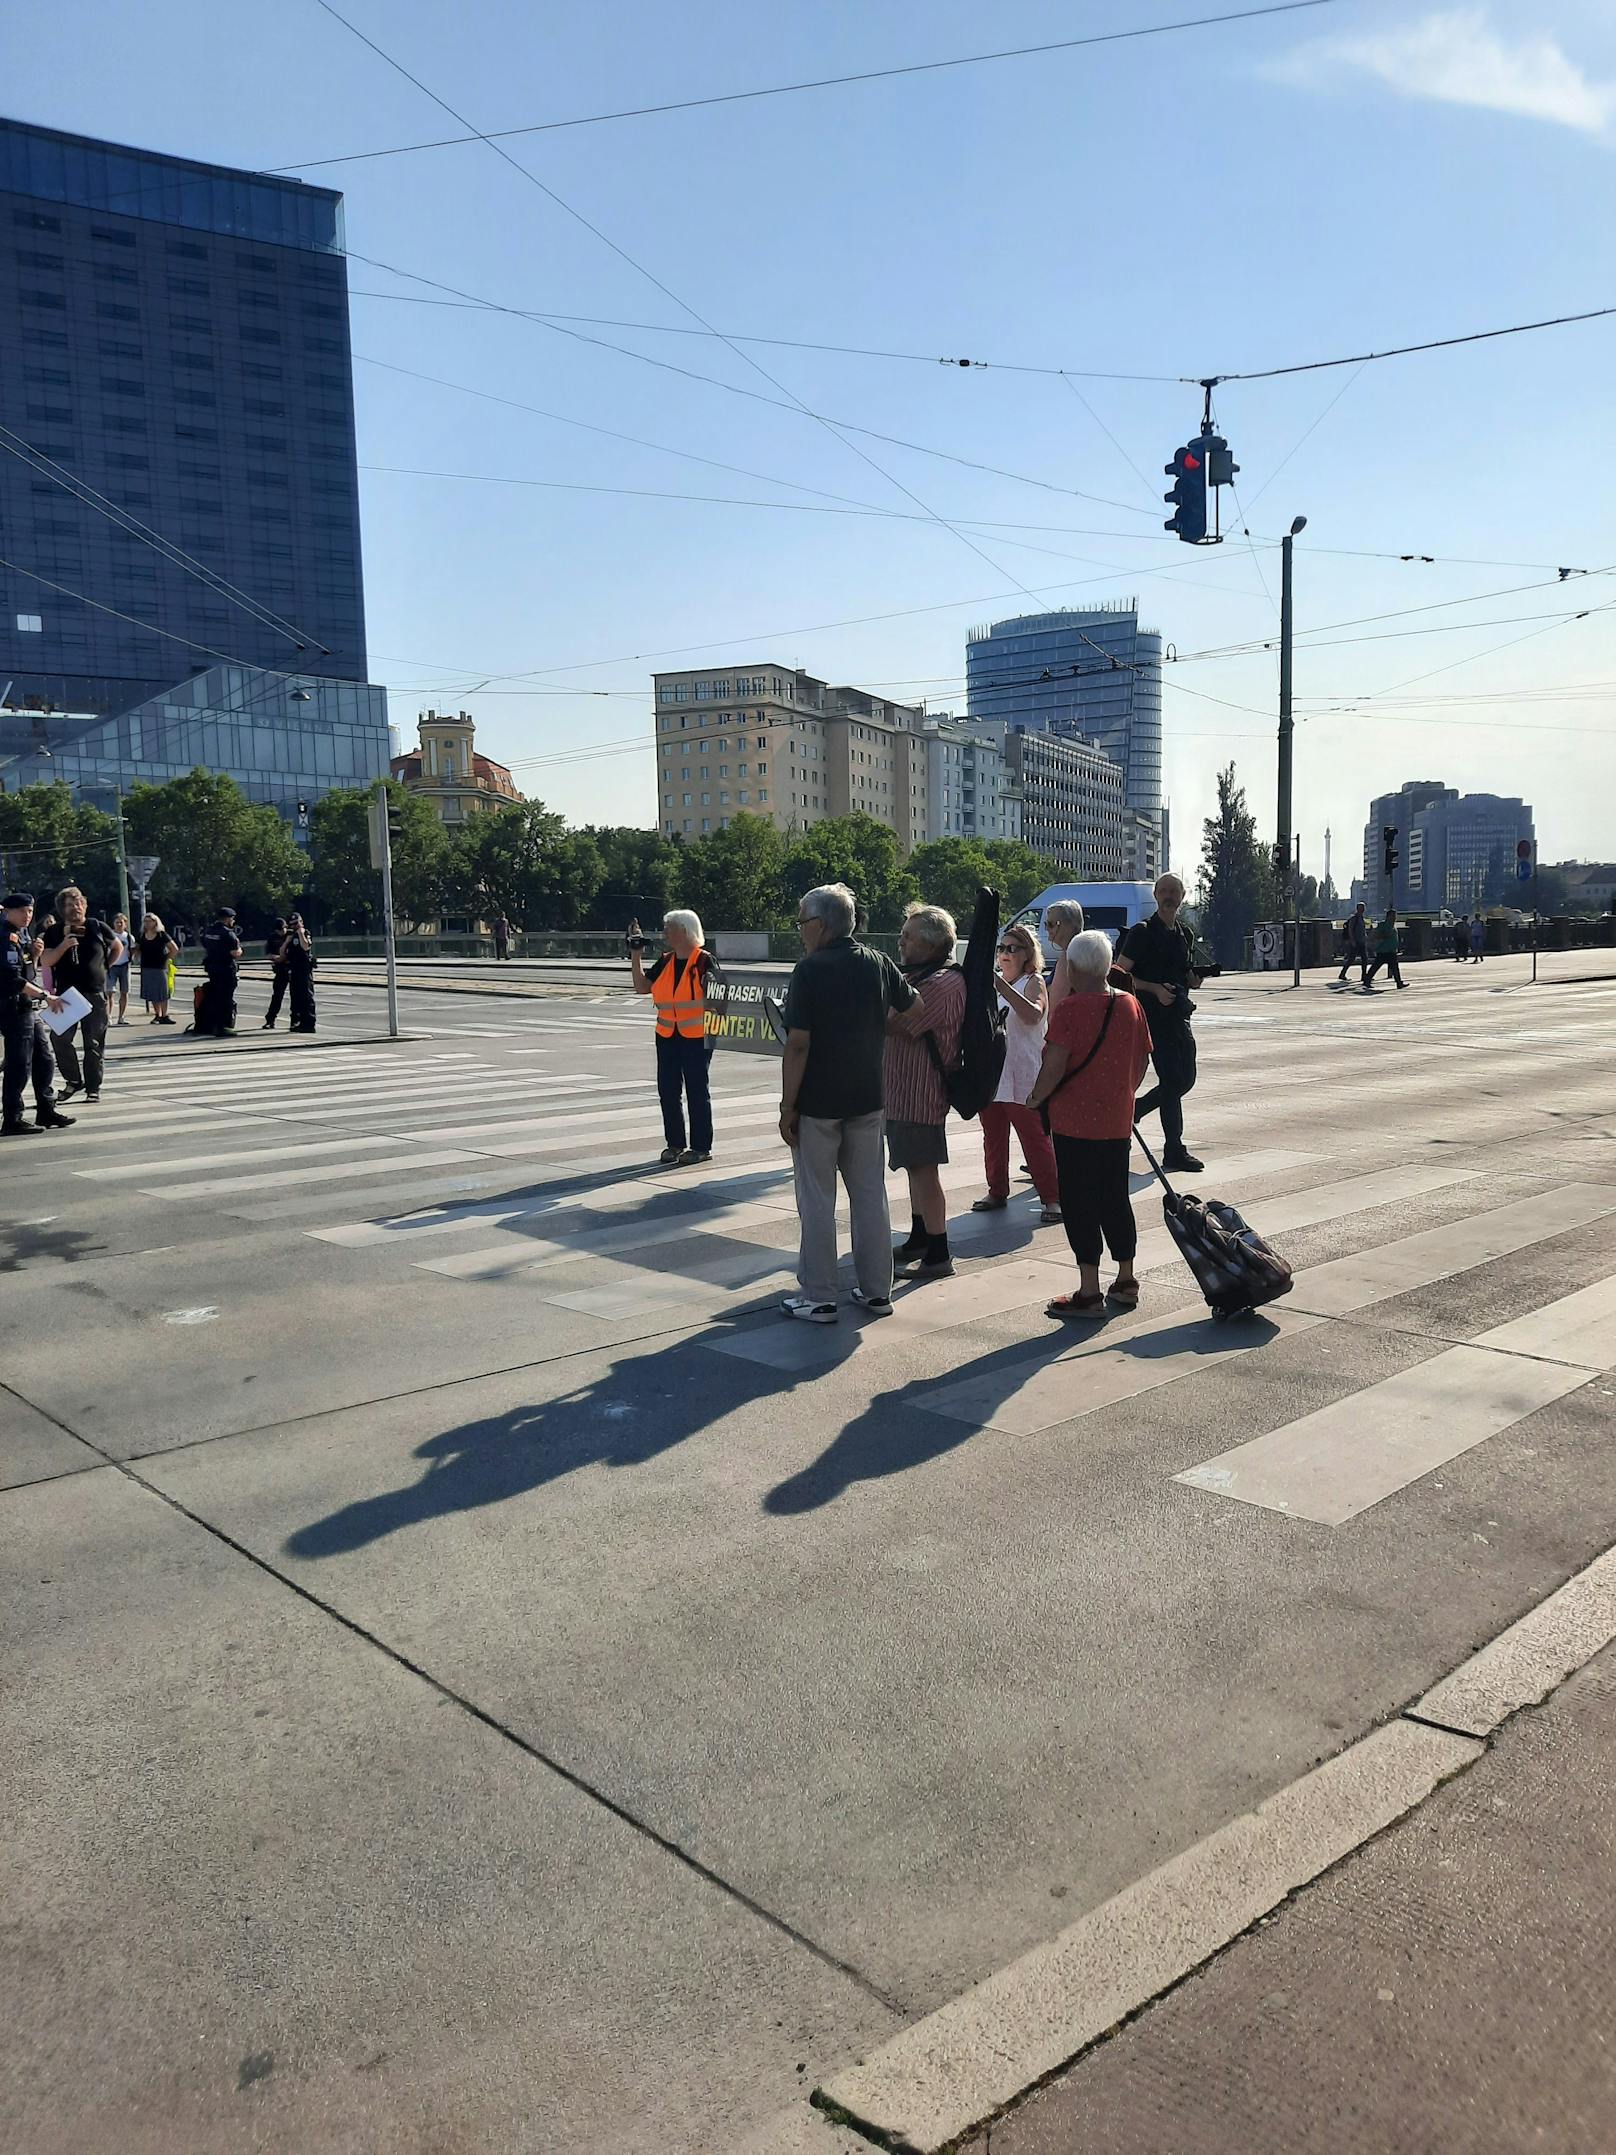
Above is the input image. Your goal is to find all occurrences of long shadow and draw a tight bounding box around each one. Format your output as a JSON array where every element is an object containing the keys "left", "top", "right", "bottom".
[
  {"left": 762, "top": 1308, "right": 1287, "bottom": 1515},
  {"left": 283, "top": 1328, "right": 849, "bottom": 1559},
  {"left": 0, "top": 1216, "right": 108, "bottom": 1272}
]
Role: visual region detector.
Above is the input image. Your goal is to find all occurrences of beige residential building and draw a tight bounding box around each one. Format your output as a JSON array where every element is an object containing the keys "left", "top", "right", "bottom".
[
  {"left": 652, "top": 665, "right": 929, "bottom": 846},
  {"left": 391, "top": 709, "right": 521, "bottom": 826}
]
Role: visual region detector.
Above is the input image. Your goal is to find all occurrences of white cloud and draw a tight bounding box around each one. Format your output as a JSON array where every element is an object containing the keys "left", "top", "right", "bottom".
[{"left": 1269, "top": 8, "right": 1615, "bottom": 136}]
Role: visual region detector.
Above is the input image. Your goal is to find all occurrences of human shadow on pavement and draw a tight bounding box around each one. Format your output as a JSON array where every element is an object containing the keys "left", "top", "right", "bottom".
[
  {"left": 0, "top": 1216, "right": 108, "bottom": 1272},
  {"left": 283, "top": 1328, "right": 856, "bottom": 1558},
  {"left": 761, "top": 1308, "right": 1285, "bottom": 1515}
]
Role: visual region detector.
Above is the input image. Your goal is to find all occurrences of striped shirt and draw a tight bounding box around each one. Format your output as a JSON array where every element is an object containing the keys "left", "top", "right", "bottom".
[{"left": 883, "top": 966, "right": 966, "bottom": 1124}]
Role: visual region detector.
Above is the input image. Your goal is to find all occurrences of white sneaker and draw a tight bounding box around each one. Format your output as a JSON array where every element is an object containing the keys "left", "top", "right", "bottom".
[
  {"left": 780, "top": 1296, "right": 837, "bottom": 1325},
  {"left": 850, "top": 1289, "right": 893, "bottom": 1315}
]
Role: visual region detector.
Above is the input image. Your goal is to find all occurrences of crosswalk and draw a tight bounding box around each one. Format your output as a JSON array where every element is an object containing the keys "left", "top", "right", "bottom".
[{"left": 33, "top": 975, "right": 1616, "bottom": 1534}]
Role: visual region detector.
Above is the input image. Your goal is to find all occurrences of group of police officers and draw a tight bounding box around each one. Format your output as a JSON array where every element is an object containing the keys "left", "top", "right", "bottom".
[{"left": 1, "top": 890, "right": 251, "bottom": 1136}]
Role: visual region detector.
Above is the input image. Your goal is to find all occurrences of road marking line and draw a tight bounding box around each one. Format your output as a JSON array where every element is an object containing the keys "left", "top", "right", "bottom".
[
  {"left": 138, "top": 1148, "right": 481, "bottom": 1198},
  {"left": 917, "top": 1306, "right": 1322, "bottom": 1434},
  {"left": 817, "top": 1719, "right": 1480, "bottom": 2155},
  {"left": 413, "top": 1199, "right": 787, "bottom": 1278},
  {"left": 77, "top": 1133, "right": 414, "bottom": 1180},
  {"left": 1174, "top": 1342, "right": 1592, "bottom": 1524},
  {"left": 1285, "top": 1184, "right": 1616, "bottom": 1316},
  {"left": 1470, "top": 1273, "right": 1616, "bottom": 1369},
  {"left": 1128, "top": 1161, "right": 1480, "bottom": 1273}
]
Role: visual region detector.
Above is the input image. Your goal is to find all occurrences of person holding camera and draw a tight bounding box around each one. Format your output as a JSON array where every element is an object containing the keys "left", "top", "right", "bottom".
[
  {"left": 285, "top": 913, "right": 317, "bottom": 1032},
  {"left": 629, "top": 909, "right": 717, "bottom": 1165},
  {"left": 1112, "top": 873, "right": 1204, "bottom": 1174},
  {"left": 40, "top": 885, "right": 123, "bottom": 1103}
]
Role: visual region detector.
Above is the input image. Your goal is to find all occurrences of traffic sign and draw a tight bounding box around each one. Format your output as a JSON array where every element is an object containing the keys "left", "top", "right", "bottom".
[
  {"left": 1516, "top": 839, "right": 1533, "bottom": 861},
  {"left": 126, "top": 854, "right": 160, "bottom": 884},
  {"left": 1517, "top": 858, "right": 1534, "bottom": 881}
]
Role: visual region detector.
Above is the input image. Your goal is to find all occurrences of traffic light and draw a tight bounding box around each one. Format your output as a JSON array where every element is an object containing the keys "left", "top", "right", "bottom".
[
  {"left": 1204, "top": 434, "right": 1239, "bottom": 489},
  {"left": 1164, "top": 442, "right": 1207, "bottom": 543},
  {"left": 1272, "top": 840, "right": 1289, "bottom": 880},
  {"left": 1382, "top": 824, "right": 1399, "bottom": 875}
]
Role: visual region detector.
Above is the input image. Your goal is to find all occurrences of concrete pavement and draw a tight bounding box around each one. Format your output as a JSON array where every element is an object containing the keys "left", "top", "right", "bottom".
[{"left": 4, "top": 954, "right": 1616, "bottom": 2149}]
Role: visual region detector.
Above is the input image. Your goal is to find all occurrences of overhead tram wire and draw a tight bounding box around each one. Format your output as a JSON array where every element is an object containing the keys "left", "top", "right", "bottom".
[
  {"left": 347, "top": 253, "right": 1158, "bottom": 520},
  {"left": 0, "top": 426, "right": 331, "bottom": 656},
  {"left": 273, "top": 3, "right": 1339, "bottom": 169},
  {"left": 311, "top": 4, "right": 1083, "bottom": 610}
]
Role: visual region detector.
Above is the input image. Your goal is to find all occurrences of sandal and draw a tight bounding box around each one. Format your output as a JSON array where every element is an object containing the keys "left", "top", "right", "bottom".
[
  {"left": 971, "top": 1195, "right": 1009, "bottom": 1212},
  {"left": 1107, "top": 1278, "right": 1140, "bottom": 1307},
  {"left": 1047, "top": 1293, "right": 1106, "bottom": 1318}
]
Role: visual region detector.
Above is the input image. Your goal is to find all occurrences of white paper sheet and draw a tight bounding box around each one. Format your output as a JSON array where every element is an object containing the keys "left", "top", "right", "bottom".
[{"left": 39, "top": 985, "right": 91, "bottom": 1035}]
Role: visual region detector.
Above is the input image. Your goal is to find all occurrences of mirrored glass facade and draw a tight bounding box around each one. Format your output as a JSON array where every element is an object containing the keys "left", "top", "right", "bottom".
[
  {"left": 965, "top": 604, "right": 1163, "bottom": 844},
  {"left": 0, "top": 663, "right": 390, "bottom": 815},
  {"left": 0, "top": 116, "right": 379, "bottom": 815}
]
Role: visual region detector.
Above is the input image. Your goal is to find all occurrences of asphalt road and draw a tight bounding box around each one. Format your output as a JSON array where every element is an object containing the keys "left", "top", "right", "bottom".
[{"left": 6, "top": 952, "right": 1616, "bottom": 2151}]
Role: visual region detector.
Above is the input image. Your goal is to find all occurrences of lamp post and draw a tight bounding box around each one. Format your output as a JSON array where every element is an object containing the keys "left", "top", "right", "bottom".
[{"left": 1277, "top": 515, "right": 1306, "bottom": 985}]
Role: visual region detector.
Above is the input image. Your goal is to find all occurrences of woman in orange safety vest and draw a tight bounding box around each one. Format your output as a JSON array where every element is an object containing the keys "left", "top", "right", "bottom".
[{"left": 629, "top": 907, "right": 716, "bottom": 1165}]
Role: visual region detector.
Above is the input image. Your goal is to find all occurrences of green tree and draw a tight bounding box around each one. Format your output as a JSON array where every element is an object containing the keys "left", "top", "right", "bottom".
[
  {"left": 583, "top": 825, "right": 683, "bottom": 927},
  {"left": 1198, "top": 763, "right": 1275, "bottom": 966},
  {"left": 0, "top": 781, "right": 121, "bottom": 917},
  {"left": 450, "top": 799, "right": 604, "bottom": 929},
  {"left": 978, "top": 839, "right": 1069, "bottom": 912},
  {"left": 904, "top": 836, "right": 996, "bottom": 922},
  {"left": 308, "top": 782, "right": 447, "bottom": 930},
  {"left": 679, "top": 814, "right": 787, "bottom": 931},
  {"left": 123, "top": 769, "right": 307, "bottom": 929},
  {"left": 779, "top": 814, "right": 917, "bottom": 929}
]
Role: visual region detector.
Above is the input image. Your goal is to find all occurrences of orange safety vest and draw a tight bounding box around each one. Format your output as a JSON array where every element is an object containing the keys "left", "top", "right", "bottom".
[{"left": 651, "top": 949, "right": 707, "bottom": 1040}]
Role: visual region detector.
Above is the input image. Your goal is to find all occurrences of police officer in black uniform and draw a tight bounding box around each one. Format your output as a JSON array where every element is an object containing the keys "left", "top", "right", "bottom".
[
  {"left": 192, "top": 905, "right": 243, "bottom": 1036},
  {"left": 1, "top": 893, "right": 74, "bottom": 1136},
  {"left": 1114, "top": 873, "right": 1204, "bottom": 1174},
  {"left": 262, "top": 917, "right": 291, "bottom": 1028}
]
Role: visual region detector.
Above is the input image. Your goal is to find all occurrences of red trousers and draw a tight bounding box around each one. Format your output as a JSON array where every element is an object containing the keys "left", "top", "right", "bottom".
[{"left": 980, "top": 1101, "right": 1059, "bottom": 1203}]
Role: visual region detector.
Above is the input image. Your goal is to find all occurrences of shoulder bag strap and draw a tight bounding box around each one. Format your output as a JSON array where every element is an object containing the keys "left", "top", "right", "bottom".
[{"left": 1044, "top": 990, "right": 1116, "bottom": 1106}]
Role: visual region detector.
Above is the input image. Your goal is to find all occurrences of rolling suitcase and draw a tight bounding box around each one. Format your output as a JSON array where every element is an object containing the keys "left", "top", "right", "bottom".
[{"left": 1133, "top": 1126, "right": 1293, "bottom": 1322}]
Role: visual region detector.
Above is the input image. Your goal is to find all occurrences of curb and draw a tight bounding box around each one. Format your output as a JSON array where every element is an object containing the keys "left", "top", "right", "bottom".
[{"left": 806, "top": 1538, "right": 1616, "bottom": 2155}]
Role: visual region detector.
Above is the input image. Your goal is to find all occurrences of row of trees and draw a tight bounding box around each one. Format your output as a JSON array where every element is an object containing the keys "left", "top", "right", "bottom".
[{"left": 0, "top": 771, "right": 1073, "bottom": 937}]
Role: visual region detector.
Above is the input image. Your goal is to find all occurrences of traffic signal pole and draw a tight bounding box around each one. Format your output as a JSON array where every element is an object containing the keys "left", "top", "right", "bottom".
[
  {"left": 1277, "top": 528, "right": 1295, "bottom": 885},
  {"left": 367, "top": 785, "right": 401, "bottom": 1039}
]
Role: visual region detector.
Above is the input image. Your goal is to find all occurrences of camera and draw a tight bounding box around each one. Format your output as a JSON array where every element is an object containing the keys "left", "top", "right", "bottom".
[{"left": 625, "top": 931, "right": 654, "bottom": 954}]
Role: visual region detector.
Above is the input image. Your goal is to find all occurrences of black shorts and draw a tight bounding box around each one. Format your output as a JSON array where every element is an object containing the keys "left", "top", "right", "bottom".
[{"left": 886, "top": 1118, "right": 949, "bottom": 1170}]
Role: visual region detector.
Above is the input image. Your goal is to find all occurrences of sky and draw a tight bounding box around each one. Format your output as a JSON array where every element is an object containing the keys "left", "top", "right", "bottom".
[{"left": 5, "top": 0, "right": 1615, "bottom": 885}]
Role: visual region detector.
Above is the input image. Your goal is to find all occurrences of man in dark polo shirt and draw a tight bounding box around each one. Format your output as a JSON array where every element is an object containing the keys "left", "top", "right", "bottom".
[
  {"left": 40, "top": 885, "right": 123, "bottom": 1104},
  {"left": 1114, "top": 873, "right": 1204, "bottom": 1174},
  {"left": 777, "top": 880, "right": 920, "bottom": 1323}
]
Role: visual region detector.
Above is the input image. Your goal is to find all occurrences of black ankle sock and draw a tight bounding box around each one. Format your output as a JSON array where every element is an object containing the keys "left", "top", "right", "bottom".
[
  {"left": 898, "top": 1214, "right": 926, "bottom": 1251},
  {"left": 925, "top": 1232, "right": 950, "bottom": 1262}
]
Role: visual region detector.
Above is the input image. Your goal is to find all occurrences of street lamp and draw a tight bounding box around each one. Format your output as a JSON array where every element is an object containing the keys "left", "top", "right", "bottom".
[{"left": 1278, "top": 516, "right": 1307, "bottom": 985}]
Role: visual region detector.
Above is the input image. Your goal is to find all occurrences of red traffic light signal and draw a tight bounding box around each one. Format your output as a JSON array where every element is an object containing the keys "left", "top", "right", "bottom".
[{"left": 1164, "top": 444, "right": 1208, "bottom": 543}]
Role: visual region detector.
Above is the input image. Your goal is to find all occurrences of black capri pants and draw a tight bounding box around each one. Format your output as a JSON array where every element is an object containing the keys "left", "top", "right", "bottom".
[{"left": 1053, "top": 1134, "right": 1138, "bottom": 1267}]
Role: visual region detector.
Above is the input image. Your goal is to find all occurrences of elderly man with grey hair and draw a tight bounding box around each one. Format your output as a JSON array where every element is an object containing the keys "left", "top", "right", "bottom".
[
  {"left": 630, "top": 906, "right": 719, "bottom": 1165},
  {"left": 777, "top": 882, "right": 921, "bottom": 1323},
  {"left": 1042, "top": 897, "right": 1085, "bottom": 1010}
]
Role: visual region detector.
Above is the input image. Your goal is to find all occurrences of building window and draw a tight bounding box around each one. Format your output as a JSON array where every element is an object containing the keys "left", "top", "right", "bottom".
[{"left": 16, "top": 613, "right": 43, "bottom": 633}]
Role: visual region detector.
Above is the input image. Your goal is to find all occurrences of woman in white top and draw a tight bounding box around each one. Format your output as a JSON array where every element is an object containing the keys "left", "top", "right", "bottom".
[{"left": 972, "top": 921, "right": 1063, "bottom": 1222}]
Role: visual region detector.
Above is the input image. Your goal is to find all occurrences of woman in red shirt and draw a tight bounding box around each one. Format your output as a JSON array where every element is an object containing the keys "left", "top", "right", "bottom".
[{"left": 1027, "top": 929, "right": 1152, "bottom": 1317}]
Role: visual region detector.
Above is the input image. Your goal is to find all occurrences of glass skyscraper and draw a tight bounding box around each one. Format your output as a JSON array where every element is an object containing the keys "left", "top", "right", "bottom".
[
  {"left": 965, "top": 603, "right": 1164, "bottom": 849},
  {"left": 0, "top": 116, "right": 387, "bottom": 811}
]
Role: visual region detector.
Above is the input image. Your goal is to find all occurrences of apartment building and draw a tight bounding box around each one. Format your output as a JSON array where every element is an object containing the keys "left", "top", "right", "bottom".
[
  {"left": 922, "top": 716, "right": 1019, "bottom": 844},
  {"left": 651, "top": 664, "right": 926, "bottom": 843}
]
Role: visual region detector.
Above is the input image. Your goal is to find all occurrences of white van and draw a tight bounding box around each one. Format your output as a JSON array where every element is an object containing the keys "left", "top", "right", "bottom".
[{"left": 1009, "top": 881, "right": 1157, "bottom": 963}]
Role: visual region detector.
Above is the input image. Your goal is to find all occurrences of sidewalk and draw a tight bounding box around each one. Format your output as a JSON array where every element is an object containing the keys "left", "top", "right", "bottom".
[{"left": 960, "top": 1641, "right": 1616, "bottom": 2155}]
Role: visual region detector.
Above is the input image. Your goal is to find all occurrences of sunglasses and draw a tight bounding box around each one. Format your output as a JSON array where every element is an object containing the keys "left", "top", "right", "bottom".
[{"left": 996, "top": 942, "right": 1022, "bottom": 954}]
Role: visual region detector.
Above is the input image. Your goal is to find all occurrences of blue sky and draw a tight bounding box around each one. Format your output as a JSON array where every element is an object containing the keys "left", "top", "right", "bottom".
[{"left": 6, "top": 0, "right": 1615, "bottom": 880}]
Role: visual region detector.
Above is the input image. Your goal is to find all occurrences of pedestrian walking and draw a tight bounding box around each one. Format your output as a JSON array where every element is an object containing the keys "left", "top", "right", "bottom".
[
  {"left": 885, "top": 903, "right": 967, "bottom": 1281},
  {"left": 973, "top": 921, "right": 1061, "bottom": 1222},
  {"left": 136, "top": 911, "right": 179, "bottom": 1024},
  {"left": 2, "top": 892, "right": 74, "bottom": 1135},
  {"left": 1043, "top": 898, "right": 1085, "bottom": 1010},
  {"left": 108, "top": 913, "right": 132, "bottom": 1025},
  {"left": 262, "top": 917, "right": 291, "bottom": 1027},
  {"left": 1471, "top": 915, "right": 1486, "bottom": 963},
  {"left": 492, "top": 912, "right": 512, "bottom": 961},
  {"left": 1452, "top": 912, "right": 1469, "bottom": 961},
  {"left": 189, "top": 906, "right": 242, "bottom": 1035},
  {"left": 629, "top": 908, "right": 718, "bottom": 1164},
  {"left": 40, "top": 886, "right": 123, "bottom": 1103},
  {"left": 777, "top": 882, "right": 921, "bottom": 1323},
  {"left": 1114, "top": 874, "right": 1204, "bottom": 1174},
  {"left": 1338, "top": 902, "right": 1370, "bottom": 984},
  {"left": 1364, "top": 905, "right": 1407, "bottom": 989},
  {"left": 285, "top": 913, "right": 317, "bottom": 1032},
  {"left": 1027, "top": 931, "right": 1153, "bottom": 1318}
]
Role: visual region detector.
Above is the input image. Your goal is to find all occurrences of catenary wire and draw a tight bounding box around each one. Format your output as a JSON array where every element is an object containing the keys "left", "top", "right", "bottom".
[
  {"left": 272, "top": 3, "right": 1338, "bottom": 170},
  {"left": 0, "top": 556, "right": 317, "bottom": 685},
  {"left": 0, "top": 427, "right": 331, "bottom": 655}
]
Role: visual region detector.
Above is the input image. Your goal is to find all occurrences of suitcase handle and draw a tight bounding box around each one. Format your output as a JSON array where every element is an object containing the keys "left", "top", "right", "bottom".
[{"left": 1131, "top": 1122, "right": 1180, "bottom": 1207}]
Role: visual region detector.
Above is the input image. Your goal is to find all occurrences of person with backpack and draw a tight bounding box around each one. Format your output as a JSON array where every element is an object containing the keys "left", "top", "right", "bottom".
[
  {"left": 1338, "top": 902, "right": 1370, "bottom": 985},
  {"left": 1364, "top": 905, "right": 1407, "bottom": 990},
  {"left": 885, "top": 902, "right": 966, "bottom": 1280},
  {"left": 1027, "top": 931, "right": 1153, "bottom": 1317},
  {"left": 1114, "top": 874, "right": 1204, "bottom": 1174},
  {"left": 973, "top": 921, "right": 1061, "bottom": 1224}
]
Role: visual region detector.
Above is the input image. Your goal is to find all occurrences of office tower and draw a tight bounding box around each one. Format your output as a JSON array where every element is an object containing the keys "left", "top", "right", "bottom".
[
  {"left": 964, "top": 603, "right": 1163, "bottom": 847},
  {"left": 0, "top": 116, "right": 388, "bottom": 810},
  {"left": 1411, "top": 792, "right": 1535, "bottom": 911},
  {"left": 1361, "top": 781, "right": 1455, "bottom": 909}
]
